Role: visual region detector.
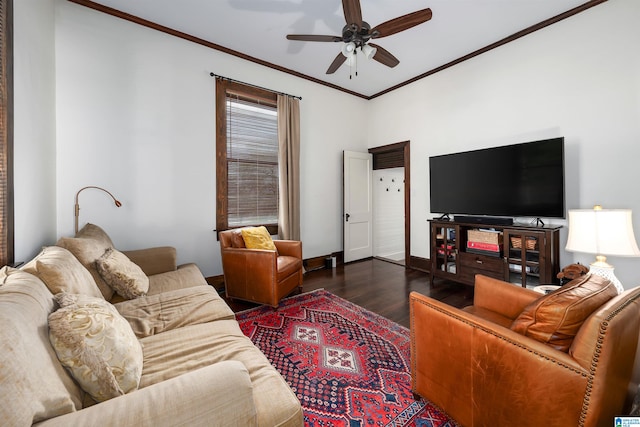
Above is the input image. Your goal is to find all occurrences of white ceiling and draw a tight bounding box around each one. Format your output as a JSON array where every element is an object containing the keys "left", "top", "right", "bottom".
[{"left": 86, "top": 0, "right": 596, "bottom": 98}]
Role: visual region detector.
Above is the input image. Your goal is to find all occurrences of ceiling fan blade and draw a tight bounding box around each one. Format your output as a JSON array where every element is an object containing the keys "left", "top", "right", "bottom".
[
  {"left": 342, "top": 0, "right": 363, "bottom": 29},
  {"left": 326, "top": 53, "right": 347, "bottom": 74},
  {"left": 286, "top": 34, "right": 342, "bottom": 42},
  {"left": 369, "top": 43, "right": 399, "bottom": 68},
  {"left": 371, "top": 8, "right": 432, "bottom": 38}
]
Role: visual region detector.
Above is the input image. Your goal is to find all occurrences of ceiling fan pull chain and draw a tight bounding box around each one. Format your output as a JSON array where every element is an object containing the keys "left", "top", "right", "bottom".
[{"left": 355, "top": 52, "right": 358, "bottom": 77}]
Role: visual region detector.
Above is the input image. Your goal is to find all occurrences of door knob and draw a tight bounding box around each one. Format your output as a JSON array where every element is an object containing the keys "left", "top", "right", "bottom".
[{"left": 345, "top": 213, "right": 350, "bottom": 222}]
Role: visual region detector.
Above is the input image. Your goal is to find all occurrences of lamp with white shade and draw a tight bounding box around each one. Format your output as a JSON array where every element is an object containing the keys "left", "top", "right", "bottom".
[
  {"left": 361, "top": 44, "right": 377, "bottom": 60},
  {"left": 565, "top": 205, "right": 640, "bottom": 293}
]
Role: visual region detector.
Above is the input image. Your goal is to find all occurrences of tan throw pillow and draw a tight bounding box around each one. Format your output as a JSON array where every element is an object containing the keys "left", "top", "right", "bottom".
[
  {"left": 76, "top": 223, "right": 115, "bottom": 247},
  {"left": 57, "top": 233, "right": 115, "bottom": 300},
  {"left": 21, "top": 246, "right": 103, "bottom": 299},
  {"left": 96, "top": 248, "right": 149, "bottom": 300},
  {"left": 48, "top": 293, "right": 143, "bottom": 403},
  {"left": 241, "top": 226, "right": 277, "bottom": 251},
  {"left": 511, "top": 274, "right": 618, "bottom": 352}
]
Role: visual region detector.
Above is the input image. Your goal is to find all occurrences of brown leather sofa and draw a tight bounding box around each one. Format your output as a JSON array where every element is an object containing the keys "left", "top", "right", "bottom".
[
  {"left": 219, "top": 228, "right": 303, "bottom": 307},
  {"left": 410, "top": 274, "right": 640, "bottom": 427}
]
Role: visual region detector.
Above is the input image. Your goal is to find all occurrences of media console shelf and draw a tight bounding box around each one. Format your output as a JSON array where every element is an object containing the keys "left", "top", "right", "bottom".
[{"left": 429, "top": 219, "right": 561, "bottom": 289}]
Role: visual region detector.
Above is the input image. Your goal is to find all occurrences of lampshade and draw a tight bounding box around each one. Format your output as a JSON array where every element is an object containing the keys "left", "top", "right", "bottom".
[
  {"left": 361, "top": 44, "right": 377, "bottom": 60},
  {"left": 566, "top": 207, "right": 640, "bottom": 293},
  {"left": 566, "top": 208, "right": 640, "bottom": 257},
  {"left": 341, "top": 42, "right": 356, "bottom": 58}
]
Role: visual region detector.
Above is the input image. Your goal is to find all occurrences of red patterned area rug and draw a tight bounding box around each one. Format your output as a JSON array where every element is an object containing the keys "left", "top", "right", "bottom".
[{"left": 236, "top": 289, "right": 458, "bottom": 427}]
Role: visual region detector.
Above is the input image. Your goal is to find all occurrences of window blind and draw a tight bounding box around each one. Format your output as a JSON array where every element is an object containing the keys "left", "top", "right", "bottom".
[{"left": 226, "top": 96, "right": 278, "bottom": 227}]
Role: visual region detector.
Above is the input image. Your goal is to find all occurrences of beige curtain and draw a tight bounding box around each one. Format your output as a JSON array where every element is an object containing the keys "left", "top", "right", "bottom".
[{"left": 277, "top": 95, "right": 300, "bottom": 240}]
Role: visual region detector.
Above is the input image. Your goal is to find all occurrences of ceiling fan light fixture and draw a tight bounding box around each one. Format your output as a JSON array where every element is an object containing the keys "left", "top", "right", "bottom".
[
  {"left": 346, "top": 54, "right": 357, "bottom": 67},
  {"left": 341, "top": 42, "right": 356, "bottom": 57},
  {"left": 361, "top": 43, "right": 377, "bottom": 60}
]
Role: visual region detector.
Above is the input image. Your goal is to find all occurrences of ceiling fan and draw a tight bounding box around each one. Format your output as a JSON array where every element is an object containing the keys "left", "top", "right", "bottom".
[{"left": 286, "top": 0, "right": 432, "bottom": 75}]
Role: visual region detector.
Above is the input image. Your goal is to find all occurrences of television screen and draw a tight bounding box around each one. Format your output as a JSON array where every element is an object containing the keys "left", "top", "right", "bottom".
[{"left": 429, "top": 138, "right": 565, "bottom": 219}]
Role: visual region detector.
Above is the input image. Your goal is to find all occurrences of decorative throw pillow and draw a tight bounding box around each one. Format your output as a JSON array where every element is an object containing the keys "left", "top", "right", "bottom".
[
  {"left": 96, "top": 248, "right": 149, "bottom": 300},
  {"left": 241, "top": 226, "right": 277, "bottom": 251},
  {"left": 57, "top": 233, "right": 115, "bottom": 300},
  {"left": 21, "top": 246, "right": 104, "bottom": 299},
  {"left": 510, "top": 274, "right": 618, "bottom": 352},
  {"left": 76, "top": 223, "right": 116, "bottom": 247},
  {"left": 48, "top": 293, "right": 143, "bottom": 402}
]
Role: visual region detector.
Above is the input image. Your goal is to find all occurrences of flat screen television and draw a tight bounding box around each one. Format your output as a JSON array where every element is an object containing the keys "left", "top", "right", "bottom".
[{"left": 429, "top": 137, "right": 565, "bottom": 220}]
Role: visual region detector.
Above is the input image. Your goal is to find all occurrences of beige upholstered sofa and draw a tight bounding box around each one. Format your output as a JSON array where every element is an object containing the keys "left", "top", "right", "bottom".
[{"left": 0, "top": 224, "right": 303, "bottom": 426}]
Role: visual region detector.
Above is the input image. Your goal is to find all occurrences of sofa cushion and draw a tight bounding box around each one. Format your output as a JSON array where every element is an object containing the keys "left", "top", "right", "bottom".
[
  {"left": 139, "top": 320, "right": 302, "bottom": 426},
  {"left": 276, "top": 256, "right": 303, "bottom": 281},
  {"left": 241, "top": 226, "right": 277, "bottom": 251},
  {"left": 510, "top": 274, "right": 618, "bottom": 352},
  {"left": 48, "top": 293, "right": 143, "bottom": 402},
  {"left": 96, "top": 248, "right": 149, "bottom": 299},
  {"left": 21, "top": 246, "right": 104, "bottom": 298},
  {"left": 57, "top": 224, "right": 116, "bottom": 300},
  {"left": 0, "top": 267, "right": 83, "bottom": 425},
  {"left": 114, "top": 286, "right": 235, "bottom": 338}
]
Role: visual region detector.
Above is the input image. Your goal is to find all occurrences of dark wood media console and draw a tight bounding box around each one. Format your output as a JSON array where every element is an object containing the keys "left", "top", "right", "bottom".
[{"left": 429, "top": 219, "right": 561, "bottom": 289}]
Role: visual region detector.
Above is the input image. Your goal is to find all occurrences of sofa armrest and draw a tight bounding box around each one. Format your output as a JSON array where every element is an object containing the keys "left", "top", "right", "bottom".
[
  {"left": 410, "top": 291, "right": 589, "bottom": 427},
  {"left": 145, "top": 263, "right": 208, "bottom": 296},
  {"left": 274, "top": 240, "right": 302, "bottom": 258},
  {"left": 473, "top": 274, "right": 540, "bottom": 319},
  {"left": 121, "top": 247, "right": 177, "bottom": 276},
  {"left": 34, "top": 361, "right": 257, "bottom": 427}
]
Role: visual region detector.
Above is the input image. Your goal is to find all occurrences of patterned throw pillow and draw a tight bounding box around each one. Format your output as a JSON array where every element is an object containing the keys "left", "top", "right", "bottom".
[
  {"left": 241, "top": 226, "right": 277, "bottom": 251},
  {"left": 48, "top": 293, "right": 143, "bottom": 402},
  {"left": 96, "top": 248, "right": 149, "bottom": 300}
]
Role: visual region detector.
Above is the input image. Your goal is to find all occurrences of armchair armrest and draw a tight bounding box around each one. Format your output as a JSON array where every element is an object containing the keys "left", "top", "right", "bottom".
[
  {"left": 121, "top": 246, "right": 177, "bottom": 276},
  {"left": 473, "top": 274, "right": 540, "bottom": 319},
  {"left": 274, "top": 240, "right": 302, "bottom": 258},
  {"left": 35, "top": 361, "right": 257, "bottom": 427},
  {"left": 410, "top": 291, "right": 589, "bottom": 427}
]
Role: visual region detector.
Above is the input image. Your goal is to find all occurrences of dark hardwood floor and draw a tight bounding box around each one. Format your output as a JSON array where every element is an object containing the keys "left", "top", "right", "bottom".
[{"left": 224, "top": 258, "right": 474, "bottom": 328}]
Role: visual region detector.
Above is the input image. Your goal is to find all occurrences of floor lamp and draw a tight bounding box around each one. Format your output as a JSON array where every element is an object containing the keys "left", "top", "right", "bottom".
[
  {"left": 565, "top": 205, "right": 640, "bottom": 293},
  {"left": 74, "top": 186, "right": 122, "bottom": 234}
]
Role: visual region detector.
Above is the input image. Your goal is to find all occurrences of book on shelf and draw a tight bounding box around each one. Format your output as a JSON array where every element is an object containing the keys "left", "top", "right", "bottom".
[{"left": 467, "top": 241, "right": 502, "bottom": 252}]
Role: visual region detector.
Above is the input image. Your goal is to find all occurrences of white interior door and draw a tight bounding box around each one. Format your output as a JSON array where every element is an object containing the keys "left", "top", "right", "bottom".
[{"left": 343, "top": 151, "right": 373, "bottom": 263}]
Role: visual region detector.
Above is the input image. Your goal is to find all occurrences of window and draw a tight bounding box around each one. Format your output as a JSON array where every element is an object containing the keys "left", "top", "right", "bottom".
[
  {"left": 0, "top": 0, "right": 13, "bottom": 266},
  {"left": 216, "top": 79, "right": 279, "bottom": 235}
]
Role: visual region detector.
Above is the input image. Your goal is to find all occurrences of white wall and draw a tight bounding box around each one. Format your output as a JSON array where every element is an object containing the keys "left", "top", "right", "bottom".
[
  {"left": 17, "top": 1, "right": 640, "bottom": 287},
  {"left": 54, "top": 1, "right": 369, "bottom": 277},
  {"left": 368, "top": 0, "right": 640, "bottom": 288},
  {"left": 13, "top": 0, "right": 58, "bottom": 262}
]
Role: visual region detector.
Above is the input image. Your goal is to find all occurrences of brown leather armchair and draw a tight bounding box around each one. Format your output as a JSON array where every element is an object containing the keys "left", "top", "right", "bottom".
[
  {"left": 219, "top": 228, "right": 303, "bottom": 307},
  {"left": 410, "top": 274, "right": 640, "bottom": 427}
]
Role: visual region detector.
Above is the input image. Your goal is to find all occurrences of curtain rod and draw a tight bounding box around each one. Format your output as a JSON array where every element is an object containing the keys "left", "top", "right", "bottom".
[{"left": 210, "top": 73, "right": 302, "bottom": 100}]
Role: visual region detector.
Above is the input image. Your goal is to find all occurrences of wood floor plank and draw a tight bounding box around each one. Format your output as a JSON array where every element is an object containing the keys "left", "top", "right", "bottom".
[{"left": 225, "top": 258, "right": 474, "bottom": 328}]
